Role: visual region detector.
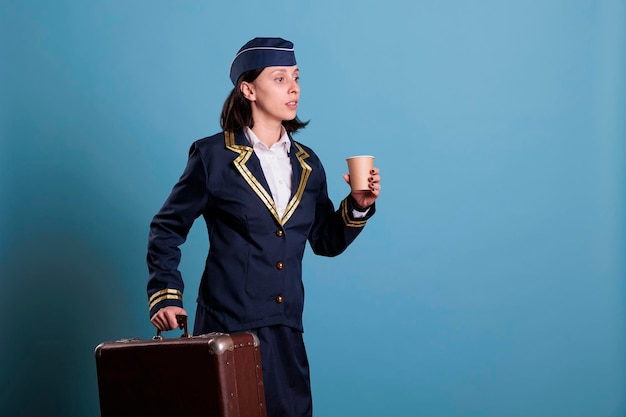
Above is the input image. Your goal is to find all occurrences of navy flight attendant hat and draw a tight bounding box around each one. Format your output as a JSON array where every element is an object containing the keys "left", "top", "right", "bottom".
[{"left": 229, "top": 37, "right": 297, "bottom": 85}]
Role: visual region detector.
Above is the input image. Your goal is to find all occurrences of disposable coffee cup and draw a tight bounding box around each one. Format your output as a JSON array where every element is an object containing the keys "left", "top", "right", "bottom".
[{"left": 346, "top": 155, "right": 374, "bottom": 192}]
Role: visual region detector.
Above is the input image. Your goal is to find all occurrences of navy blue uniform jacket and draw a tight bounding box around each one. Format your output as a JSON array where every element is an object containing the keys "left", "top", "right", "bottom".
[{"left": 147, "top": 130, "right": 375, "bottom": 332}]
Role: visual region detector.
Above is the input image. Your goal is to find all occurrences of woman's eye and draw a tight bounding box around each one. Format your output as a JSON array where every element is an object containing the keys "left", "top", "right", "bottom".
[{"left": 275, "top": 77, "right": 284, "bottom": 82}]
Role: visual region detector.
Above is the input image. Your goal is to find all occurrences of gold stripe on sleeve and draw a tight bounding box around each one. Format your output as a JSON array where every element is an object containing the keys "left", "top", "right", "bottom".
[
  {"left": 340, "top": 198, "right": 368, "bottom": 228},
  {"left": 149, "top": 288, "right": 182, "bottom": 304},
  {"left": 148, "top": 288, "right": 182, "bottom": 305},
  {"left": 149, "top": 294, "right": 183, "bottom": 311}
]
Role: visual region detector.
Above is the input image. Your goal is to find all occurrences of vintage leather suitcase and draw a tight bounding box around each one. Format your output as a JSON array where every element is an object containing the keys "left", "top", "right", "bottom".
[{"left": 95, "top": 316, "right": 267, "bottom": 417}]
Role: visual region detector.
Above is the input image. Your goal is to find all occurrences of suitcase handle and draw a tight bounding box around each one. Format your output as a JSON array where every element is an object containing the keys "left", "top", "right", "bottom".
[{"left": 153, "top": 314, "right": 191, "bottom": 340}]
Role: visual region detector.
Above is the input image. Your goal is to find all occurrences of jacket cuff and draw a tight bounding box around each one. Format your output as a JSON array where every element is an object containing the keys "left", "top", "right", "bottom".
[
  {"left": 148, "top": 288, "right": 183, "bottom": 317},
  {"left": 341, "top": 196, "right": 376, "bottom": 227}
]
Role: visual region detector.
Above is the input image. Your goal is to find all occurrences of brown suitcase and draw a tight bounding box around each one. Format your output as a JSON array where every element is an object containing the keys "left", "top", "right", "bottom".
[{"left": 94, "top": 316, "right": 267, "bottom": 417}]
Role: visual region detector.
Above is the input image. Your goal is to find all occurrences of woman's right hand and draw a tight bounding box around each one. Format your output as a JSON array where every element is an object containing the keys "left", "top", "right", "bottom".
[{"left": 150, "top": 306, "right": 188, "bottom": 331}]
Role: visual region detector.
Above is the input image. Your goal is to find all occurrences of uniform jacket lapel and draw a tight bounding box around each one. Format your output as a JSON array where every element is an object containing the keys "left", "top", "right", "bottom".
[
  {"left": 224, "top": 130, "right": 312, "bottom": 226},
  {"left": 283, "top": 136, "right": 312, "bottom": 224}
]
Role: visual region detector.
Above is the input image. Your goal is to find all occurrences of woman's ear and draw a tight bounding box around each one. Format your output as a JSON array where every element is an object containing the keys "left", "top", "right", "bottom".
[{"left": 240, "top": 82, "right": 256, "bottom": 101}]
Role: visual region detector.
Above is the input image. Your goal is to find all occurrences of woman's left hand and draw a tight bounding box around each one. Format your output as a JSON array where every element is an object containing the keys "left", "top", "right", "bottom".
[{"left": 343, "top": 167, "right": 381, "bottom": 209}]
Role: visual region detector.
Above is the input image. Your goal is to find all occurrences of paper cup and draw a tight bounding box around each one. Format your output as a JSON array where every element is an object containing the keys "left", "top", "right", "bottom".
[{"left": 346, "top": 155, "right": 374, "bottom": 192}]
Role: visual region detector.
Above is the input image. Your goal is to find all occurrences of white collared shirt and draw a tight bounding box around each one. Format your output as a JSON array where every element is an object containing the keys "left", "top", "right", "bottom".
[{"left": 245, "top": 127, "right": 293, "bottom": 218}]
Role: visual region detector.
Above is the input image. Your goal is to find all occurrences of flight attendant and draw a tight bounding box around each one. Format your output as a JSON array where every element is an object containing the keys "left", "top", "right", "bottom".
[{"left": 147, "top": 37, "right": 381, "bottom": 416}]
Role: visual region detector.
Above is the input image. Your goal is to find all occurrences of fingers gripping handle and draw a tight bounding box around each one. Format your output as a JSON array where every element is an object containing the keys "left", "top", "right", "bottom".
[{"left": 154, "top": 314, "right": 190, "bottom": 340}]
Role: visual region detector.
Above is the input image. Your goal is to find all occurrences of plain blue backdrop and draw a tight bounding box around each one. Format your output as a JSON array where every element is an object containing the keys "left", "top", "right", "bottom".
[{"left": 1, "top": 1, "right": 625, "bottom": 416}]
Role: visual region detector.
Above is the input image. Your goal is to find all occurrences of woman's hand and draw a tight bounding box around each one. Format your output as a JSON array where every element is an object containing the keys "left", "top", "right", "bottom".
[
  {"left": 150, "top": 306, "right": 188, "bottom": 331},
  {"left": 344, "top": 167, "right": 381, "bottom": 209}
]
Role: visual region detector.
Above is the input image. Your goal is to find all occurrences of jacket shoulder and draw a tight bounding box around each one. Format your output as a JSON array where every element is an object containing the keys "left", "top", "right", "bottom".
[{"left": 192, "top": 132, "right": 227, "bottom": 151}]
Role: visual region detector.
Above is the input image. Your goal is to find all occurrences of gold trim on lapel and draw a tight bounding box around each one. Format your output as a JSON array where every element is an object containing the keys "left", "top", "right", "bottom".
[
  {"left": 225, "top": 131, "right": 281, "bottom": 224},
  {"left": 225, "top": 131, "right": 312, "bottom": 226},
  {"left": 281, "top": 142, "right": 312, "bottom": 224}
]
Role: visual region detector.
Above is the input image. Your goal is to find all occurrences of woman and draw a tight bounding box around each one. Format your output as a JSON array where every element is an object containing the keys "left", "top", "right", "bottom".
[{"left": 147, "top": 37, "right": 380, "bottom": 417}]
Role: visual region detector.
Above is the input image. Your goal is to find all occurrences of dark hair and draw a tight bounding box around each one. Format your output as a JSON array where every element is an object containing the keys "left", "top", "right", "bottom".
[{"left": 220, "top": 68, "right": 309, "bottom": 133}]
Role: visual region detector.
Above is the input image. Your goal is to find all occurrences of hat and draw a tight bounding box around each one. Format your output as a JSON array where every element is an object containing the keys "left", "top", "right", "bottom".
[{"left": 229, "top": 37, "right": 297, "bottom": 85}]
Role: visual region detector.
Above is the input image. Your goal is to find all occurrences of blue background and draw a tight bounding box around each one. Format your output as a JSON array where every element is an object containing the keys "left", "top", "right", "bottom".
[{"left": 1, "top": 1, "right": 625, "bottom": 416}]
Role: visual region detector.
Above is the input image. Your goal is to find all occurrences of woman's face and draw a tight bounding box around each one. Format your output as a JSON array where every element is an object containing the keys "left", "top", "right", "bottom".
[{"left": 243, "top": 65, "right": 300, "bottom": 126}]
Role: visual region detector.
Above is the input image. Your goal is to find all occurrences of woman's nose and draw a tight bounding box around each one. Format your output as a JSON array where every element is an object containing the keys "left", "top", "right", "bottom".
[{"left": 290, "top": 79, "right": 300, "bottom": 93}]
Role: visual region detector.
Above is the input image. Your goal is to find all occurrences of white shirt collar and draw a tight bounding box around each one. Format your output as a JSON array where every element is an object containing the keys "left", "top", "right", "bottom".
[{"left": 244, "top": 126, "right": 290, "bottom": 153}]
